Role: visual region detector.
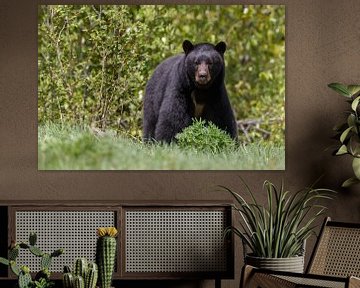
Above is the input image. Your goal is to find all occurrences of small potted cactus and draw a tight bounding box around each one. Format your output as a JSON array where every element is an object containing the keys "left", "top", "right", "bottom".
[
  {"left": 0, "top": 232, "right": 63, "bottom": 288},
  {"left": 62, "top": 258, "right": 98, "bottom": 288},
  {"left": 96, "top": 227, "right": 118, "bottom": 288}
]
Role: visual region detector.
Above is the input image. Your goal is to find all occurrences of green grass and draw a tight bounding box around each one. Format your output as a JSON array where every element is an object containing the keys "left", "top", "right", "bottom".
[{"left": 38, "top": 124, "right": 285, "bottom": 170}]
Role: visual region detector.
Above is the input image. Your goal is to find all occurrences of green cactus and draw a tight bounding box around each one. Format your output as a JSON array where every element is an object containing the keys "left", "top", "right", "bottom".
[
  {"left": 96, "top": 234, "right": 117, "bottom": 288},
  {"left": 74, "top": 258, "right": 88, "bottom": 279},
  {"left": 18, "top": 269, "right": 32, "bottom": 288},
  {"left": 9, "top": 246, "right": 19, "bottom": 260},
  {"left": 85, "top": 262, "right": 98, "bottom": 288},
  {"left": 41, "top": 253, "right": 52, "bottom": 270},
  {"left": 29, "top": 232, "right": 37, "bottom": 246},
  {"left": 0, "top": 232, "right": 63, "bottom": 288},
  {"left": 19, "top": 243, "right": 30, "bottom": 249},
  {"left": 29, "top": 245, "right": 44, "bottom": 257},
  {"left": 74, "top": 275, "right": 85, "bottom": 288},
  {"left": 63, "top": 265, "right": 72, "bottom": 273},
  {"left": 51, "top": 248, "right": 64, "bottom": 258},
  {"left": 63, "top": 271, "right": 74, "bottom": 288},
  {"left": 63, "top": 259, "right": 98, "bottom": 288},
  {"left": 10, "top": 260, "right": 20, "bottom": 276}
]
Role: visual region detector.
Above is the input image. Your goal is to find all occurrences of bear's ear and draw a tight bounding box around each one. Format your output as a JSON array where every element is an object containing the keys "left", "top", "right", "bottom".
[
  {"left": 215, "top": 41, "right": 226, "bottom": 54},
  {"left": 183, "top": 40, "right": 194, "bottom": 54}
]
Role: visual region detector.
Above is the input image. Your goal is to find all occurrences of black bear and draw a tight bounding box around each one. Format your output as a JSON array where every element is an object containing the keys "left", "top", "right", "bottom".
[{"left": 143, "top": 40, "right": 237, "bottom": 143}]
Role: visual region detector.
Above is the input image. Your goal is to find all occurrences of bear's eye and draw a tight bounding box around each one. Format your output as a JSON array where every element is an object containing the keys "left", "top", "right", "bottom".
[{"left": 195, "top": 60, "right": 200, "bottom": 65}]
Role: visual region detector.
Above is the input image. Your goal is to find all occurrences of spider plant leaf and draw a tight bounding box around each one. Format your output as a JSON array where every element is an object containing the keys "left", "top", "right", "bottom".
[
  {"left": 239, "top": 176, "right": 259, "bottom": 206},
  {"left": 328, "top": 83, "right": 352, "bottom": 97},
  {"left": 348, "top": 85, "right": 360, "bottom": 96}
]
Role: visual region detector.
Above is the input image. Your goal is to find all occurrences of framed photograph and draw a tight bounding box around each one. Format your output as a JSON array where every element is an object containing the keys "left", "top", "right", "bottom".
[{"left": 38, "top": 5, "right": 285, "bottom": 170}]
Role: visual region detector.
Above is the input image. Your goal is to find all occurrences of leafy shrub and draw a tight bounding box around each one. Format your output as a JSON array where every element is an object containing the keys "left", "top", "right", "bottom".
[
  {"left": 38, "top": 5, "right": 285, "bottom": 144},
  {"left": 175, "top": 119, "right": 236, "bottom": 154}
]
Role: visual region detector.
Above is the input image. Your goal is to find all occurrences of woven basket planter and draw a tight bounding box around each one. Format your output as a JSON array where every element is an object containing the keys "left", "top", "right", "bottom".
[{"left": 245, "top": 254, "right": 305, "bottom": 273}]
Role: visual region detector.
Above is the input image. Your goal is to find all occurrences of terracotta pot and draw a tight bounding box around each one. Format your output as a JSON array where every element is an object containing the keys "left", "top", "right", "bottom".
[{"left": 245, "top": 254, "right": 305, "bottom": 273}]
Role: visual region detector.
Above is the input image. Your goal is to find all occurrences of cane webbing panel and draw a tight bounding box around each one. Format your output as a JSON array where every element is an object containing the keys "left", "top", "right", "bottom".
[
  {"left": 309, "top": 226, "right": 360, "bottom": 277},
  {"left": 125, "top": 210, "right": 227, "bottom": 273},
  {"left": 15, "top": 211, "right": 115, "bottom": 272}
]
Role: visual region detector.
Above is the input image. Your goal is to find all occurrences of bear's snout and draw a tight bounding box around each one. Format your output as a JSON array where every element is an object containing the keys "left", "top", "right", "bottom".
[{"left": 195, "top": 62, "right": 211, "bottom": 86}]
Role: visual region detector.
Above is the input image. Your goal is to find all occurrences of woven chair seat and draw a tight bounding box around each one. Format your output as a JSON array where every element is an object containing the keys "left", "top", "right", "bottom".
[{"left": 241, "top": 217, "right": 360, "bottom": 288}]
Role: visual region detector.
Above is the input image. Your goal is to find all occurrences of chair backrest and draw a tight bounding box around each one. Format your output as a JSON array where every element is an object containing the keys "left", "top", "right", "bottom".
[{"left": 307, "top": 217, "right": 360, "bottom": 277}]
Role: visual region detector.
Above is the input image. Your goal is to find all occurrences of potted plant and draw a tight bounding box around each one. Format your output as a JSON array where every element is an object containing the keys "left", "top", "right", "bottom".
[
  {"left": 328, "top": 82, "right": 360, "bottom": 187},
  {"left": 62, "top": 258, "right": 98, "bottom": 288},
  {"left": 0, "top": 232, "right": 63, "bottom": 288},
  {"left": 96, "top": 227, "right": 118, "bottom": 288},
  {"left": 221, "top": 179, "right": 334, "bottom": 273}
]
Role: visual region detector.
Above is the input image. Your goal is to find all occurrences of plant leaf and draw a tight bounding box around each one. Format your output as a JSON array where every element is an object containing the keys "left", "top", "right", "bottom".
[
  {"left": 342, "top": 177, "right": 360, "bottom": 188},
  {"left": 347, "top": 114, "right": 356, "bottom": 127},
  {"left": 340, "top": 126, "right": 353, "bottom": 143},
  {"left": 351, "top": 96, "right": 360, "bottom": 111},
  {"left": 328, "top": 83, "right": 351, "bottom": 97},
  {"left": 348, "top": 85, "right": 360, "bottom": 96},
  {"left": 352, "top": 157, "right": 360, "bottom": 179},
  {"left": 0, "top": 257, "right": 9, "bottom": 266},
  {"left": 336, "top": 145, "right": 348, "bottom": 155},
  {"left": 348, "top": 135, "right": 360, "bottom": 156}
]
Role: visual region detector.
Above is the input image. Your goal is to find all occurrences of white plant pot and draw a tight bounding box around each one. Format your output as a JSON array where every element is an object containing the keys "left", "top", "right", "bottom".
[{"left": 245, "top": 254, "right": 305, "bottom": 273}]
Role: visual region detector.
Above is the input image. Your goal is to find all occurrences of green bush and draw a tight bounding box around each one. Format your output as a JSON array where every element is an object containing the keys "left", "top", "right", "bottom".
[
  {"left": 38, "top": 5, "right": 285, "bottom": 144},
  {"left": 175, "top": 119, "right": 236, "bottom": 154}
]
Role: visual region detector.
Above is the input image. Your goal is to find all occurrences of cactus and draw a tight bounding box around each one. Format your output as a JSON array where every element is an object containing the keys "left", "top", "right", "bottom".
[
  {"left": 19, "top": 243, "right": 29, "bottom": 249},
  {"left": 10, "top": 260, "right": 20, "bottom": 276},
  {"left": 64, "top": 265, "right": 72, "bottom": 273},
  {"left": 74, "top": 258, "right": 88, "bottom": 279},
  {"left": 63, "top": 259, "right": 98, "bottom": 288},
  {"left": 63, "top": 272, "right": 74, "bottom": 288},
  {"left": 85, "top": 262, "right": 98, "bottom": 288},
  {"left": 9, "top": 246, "right": 19, "bottom": 260},
  {"left": 41, "top": 253, "right": 52, "bottom": 270},
  {"left": 18, "top": 269, "right": 32, "bottom": 288},
  {"left": 96, "top": 227, "right": 118, "bottom": 288},
  {"left": 74, "top": 275, "right": 85, "bottom": 288},
  {"left": 29, "top": 232, "right": 37, "bottom": 246},
  {"left": 0, "top": 232, "right": 63, "bottom": 288},
  {"left": 51, "top": 248, "right": 64, "bottom": 257},
  {"left": 29, "top": 245, "right": 44, "bottom": 257}
]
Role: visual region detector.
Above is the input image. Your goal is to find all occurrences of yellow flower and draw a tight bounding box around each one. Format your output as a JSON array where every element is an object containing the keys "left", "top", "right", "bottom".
[{"left": 96, "top": 227, "right": 118, "bottom": 237}]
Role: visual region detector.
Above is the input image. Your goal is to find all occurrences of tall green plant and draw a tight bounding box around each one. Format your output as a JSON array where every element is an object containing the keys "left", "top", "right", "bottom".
[
  {"left": 221, "top": 179, "right": 334, "bottom": 258},
  {"left": 96, "top": 227, "right": 117, "bottom": 288},
  {"left": 329, "top": 83, "right": 360, "bottom": 187}
]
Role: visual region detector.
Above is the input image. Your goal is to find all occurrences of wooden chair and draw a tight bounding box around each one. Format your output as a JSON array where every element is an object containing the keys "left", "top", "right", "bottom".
[{"left": 241, "top": 217, "right": 360, "bottom": 288}]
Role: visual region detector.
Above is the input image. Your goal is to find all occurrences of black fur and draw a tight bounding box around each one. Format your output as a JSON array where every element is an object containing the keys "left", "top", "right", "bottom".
[{"left": 143, "top": 40, "right": 237, "bottom": 143}]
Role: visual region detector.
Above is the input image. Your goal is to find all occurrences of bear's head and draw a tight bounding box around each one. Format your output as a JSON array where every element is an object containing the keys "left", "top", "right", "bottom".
[{"left": 183, "top": 40, "right": 226, "bottom": 89}]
